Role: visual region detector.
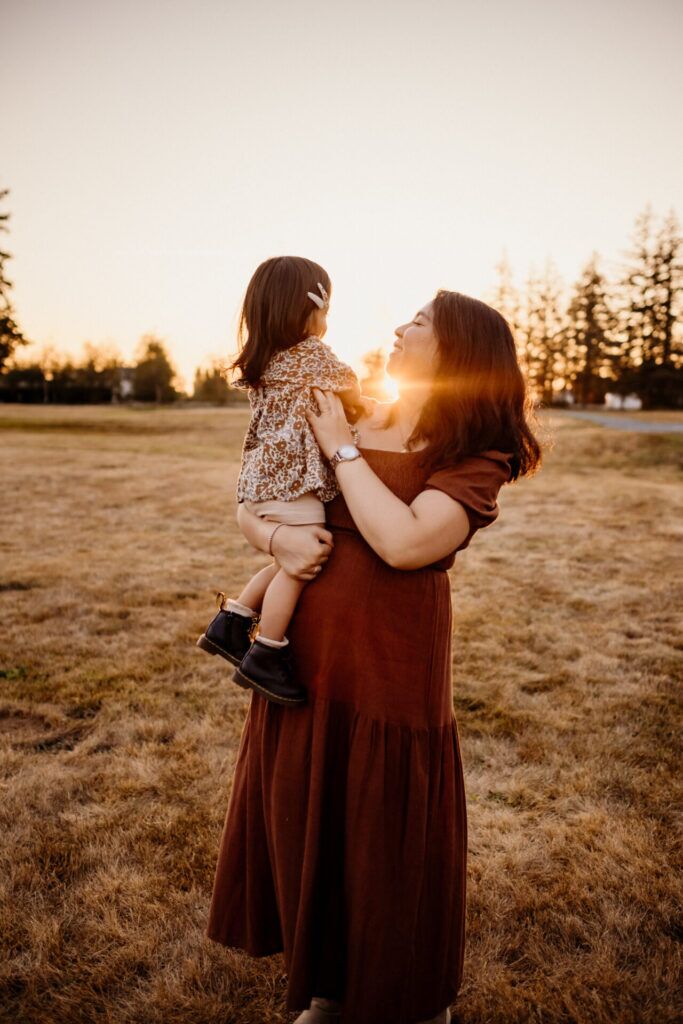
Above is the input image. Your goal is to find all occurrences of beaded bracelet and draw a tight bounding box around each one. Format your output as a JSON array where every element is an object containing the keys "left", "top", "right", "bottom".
[{"left": 268, "top": 522, "right": 286, "bottom": 556}]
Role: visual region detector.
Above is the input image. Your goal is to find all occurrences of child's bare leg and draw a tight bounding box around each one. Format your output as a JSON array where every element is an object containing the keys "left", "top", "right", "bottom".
[
  {"left": 258, "top": 568, "right": 307, "bottom": 641},
  {"left": 236, "top": 562, "right": 279, "bottom": 613}
]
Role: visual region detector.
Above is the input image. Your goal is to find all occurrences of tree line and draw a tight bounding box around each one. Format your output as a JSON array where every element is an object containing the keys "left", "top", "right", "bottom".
[
  {"left": 1, "top": 186, "right": 681, "bottom": 408},
  {"left": 486, "top": 205, "right": 682, "bottom": 408},
  {"left": 0, "top": 334, "right": 187, "bottom": 405}
]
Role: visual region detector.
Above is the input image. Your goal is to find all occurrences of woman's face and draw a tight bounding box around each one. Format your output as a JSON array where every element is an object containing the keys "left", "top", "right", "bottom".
[{"left": 386, "top": 300, "right": 440, "bottom": 385}]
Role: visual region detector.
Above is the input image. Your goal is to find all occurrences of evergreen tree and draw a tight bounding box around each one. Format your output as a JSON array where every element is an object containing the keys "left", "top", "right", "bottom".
[
  {"left": 614, "top": 205, "right": 683, "bottom": 406},
  {"left": 193, "top": 360, "right": 232, "bottom": 404},
  {"left": 0, "top": 188, "right": 28, "bottom": 370},
  {"left": 521, "top": 261, "right": 566, "bottom": 404},
  {"left": 653, "top": 208, "right": 683, "bottom": 367},
  {"left": 617, "top": 204, "right": 659, "bottom": 369},
  {"left": 565, "top": 254, "right": 617, "bottom": 405},
  {"left": 133, "top": 335, "right": 177, "bottom": 402},
  {"left": 490, "top": 249, "right": 523, "bottom": 341},
  {"left": 517, "top": 268, "right": 539, "bottom": 382}
]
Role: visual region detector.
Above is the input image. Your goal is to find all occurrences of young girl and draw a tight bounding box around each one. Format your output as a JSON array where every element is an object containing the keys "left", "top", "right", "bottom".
[{"left": 197, "top": 256, "right": 366, "bottom": 706}]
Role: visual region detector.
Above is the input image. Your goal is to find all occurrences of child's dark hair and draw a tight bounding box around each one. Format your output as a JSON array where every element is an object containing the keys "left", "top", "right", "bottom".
[{"left": 230, "top": 256, "right": 332, "bottom": 386}]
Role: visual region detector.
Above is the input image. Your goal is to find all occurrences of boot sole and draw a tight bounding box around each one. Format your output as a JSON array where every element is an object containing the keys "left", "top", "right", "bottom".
[
  {"left": 232, "top": 666, "right": 307, "bottom": 706},
  {"left": 196, "top": 633, "right": 243, "bottom": 667}
]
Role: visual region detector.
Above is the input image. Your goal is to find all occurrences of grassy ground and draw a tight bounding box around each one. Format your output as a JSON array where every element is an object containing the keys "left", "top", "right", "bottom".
[
  {"left": 555, "top": 407, "right": 683, "bottom": 425},
  {"left": 0, "top": 404, "right": 681, "bottom": 1024}
]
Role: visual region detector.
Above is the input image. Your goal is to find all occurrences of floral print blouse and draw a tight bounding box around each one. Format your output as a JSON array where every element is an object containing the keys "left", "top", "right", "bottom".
[{"left": 233, "top": 335, "right": 362, "bottom": 504}]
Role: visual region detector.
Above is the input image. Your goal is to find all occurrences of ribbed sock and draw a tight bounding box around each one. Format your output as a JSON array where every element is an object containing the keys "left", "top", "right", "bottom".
[
  {"left": 255, "top": 634, "right": 289, "bottom": 648},
  {"left": 227, "top": 598, "right": 258, "bottom": 617}
]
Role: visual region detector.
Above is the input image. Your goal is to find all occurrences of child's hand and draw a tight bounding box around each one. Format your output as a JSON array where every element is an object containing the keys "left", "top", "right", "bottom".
[{"left": 305, "top": 388, "right": 356, "bottom": 460}]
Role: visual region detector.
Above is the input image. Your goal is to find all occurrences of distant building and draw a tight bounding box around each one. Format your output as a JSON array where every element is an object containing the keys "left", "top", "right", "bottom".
[
  {"left": 112, "top": 366, "right": 135, "bottom": 402},
  {"left": 604, "top": 392, "right": 643, "bottom": 411}
]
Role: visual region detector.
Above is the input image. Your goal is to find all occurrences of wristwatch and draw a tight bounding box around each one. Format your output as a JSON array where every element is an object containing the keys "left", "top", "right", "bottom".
[{"left": 329, "top": 443, "right": 363, "bottom": 468}]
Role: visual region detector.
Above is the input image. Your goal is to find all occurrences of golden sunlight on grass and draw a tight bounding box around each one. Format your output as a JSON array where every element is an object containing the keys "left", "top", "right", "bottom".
[{"left": 0, "top": 405, "right": 681, "bottom": 1023}]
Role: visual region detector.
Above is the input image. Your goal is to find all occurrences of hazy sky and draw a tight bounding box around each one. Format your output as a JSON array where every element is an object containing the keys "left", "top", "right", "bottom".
[{"left": 4, "top": 0, "right": 682, "bottom": 389}]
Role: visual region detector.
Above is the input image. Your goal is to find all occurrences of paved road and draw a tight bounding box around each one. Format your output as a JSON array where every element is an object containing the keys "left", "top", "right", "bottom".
[{"left": 555, "top": 410, "right": 683, "bottom": 434}]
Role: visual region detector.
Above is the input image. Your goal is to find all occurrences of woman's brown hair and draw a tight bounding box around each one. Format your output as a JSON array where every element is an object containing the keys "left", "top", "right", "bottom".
[
  {"left": 230, "top": 256, "right": 332, "bottom": 386},
  {"left": 397, "top": 290, "right": 543, "bottom": 480}
]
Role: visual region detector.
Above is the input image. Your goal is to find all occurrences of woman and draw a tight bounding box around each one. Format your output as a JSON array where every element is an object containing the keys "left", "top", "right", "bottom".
[{"left": 206, "top": 289, "right": 543, "bottom": 1024}]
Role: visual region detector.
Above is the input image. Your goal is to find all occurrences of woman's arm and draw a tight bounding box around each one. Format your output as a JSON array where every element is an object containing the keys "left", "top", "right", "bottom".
[
  {"left": 235, "top": 502, "right": 335, "bottom": 581},
  {"left": 304, "top": 389, "right": 470, "bottom": 570},
  {"left": 333, "top": 461, "right": 469, "bottom": 570}
]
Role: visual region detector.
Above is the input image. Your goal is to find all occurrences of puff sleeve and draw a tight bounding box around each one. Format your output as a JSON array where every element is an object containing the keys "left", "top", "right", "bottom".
[
  {"left": 261, "top": 336, "right": 359, "bottom": 392},
  {"left": 310, "top": 348, "right": 359, "bottom": 392},
  {"left": 423, "top": 450, "right": 513, "bottom": 553}
]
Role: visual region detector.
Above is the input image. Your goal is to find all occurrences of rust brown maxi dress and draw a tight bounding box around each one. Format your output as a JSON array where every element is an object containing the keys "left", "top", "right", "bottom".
[{"left": 207, "top": 446, "right": 514, "bottom": 1024}]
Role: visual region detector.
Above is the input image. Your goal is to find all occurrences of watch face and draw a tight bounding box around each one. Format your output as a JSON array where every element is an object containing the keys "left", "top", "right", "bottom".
[{"left": 338, "top": 444, "right": 359, "bottom": 458}]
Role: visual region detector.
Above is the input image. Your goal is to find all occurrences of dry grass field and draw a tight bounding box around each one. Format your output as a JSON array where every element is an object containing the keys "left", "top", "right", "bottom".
[{"left": 1, "top": 404, "right": 681, "bottom": 1024}]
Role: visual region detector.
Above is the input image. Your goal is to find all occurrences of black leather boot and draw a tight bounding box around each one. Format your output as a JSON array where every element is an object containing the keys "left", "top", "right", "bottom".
[
  {"left": 234, "top": 638, "right": 307, "bottom": 706},
  {"left": 196, "top": 593, "right": 259, "bottom": 667}
]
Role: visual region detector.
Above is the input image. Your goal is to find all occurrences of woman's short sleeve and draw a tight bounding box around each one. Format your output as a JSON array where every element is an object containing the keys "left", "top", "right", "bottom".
[{"left": 423, "top": 451, "right": 513, "bottom": 553}]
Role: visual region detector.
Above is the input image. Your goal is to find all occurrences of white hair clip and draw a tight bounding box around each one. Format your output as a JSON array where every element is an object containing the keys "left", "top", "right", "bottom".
[{"left": 307, "top": 281, "right": 329, "bottom": 311}]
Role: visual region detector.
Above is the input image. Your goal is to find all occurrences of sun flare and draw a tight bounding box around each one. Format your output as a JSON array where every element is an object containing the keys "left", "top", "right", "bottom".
[{"left": 382, "top": 373, "right": 400, "bottom": 401}]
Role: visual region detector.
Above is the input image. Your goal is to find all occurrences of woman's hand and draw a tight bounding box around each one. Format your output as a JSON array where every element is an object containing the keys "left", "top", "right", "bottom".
[
  {"left": 270, "top": 523, "right": 335, "bottom": 581},
  {"left": 236, "top": 503, "right": 334, "bottom": 580},
  {"left": 305, "top": 388, "right": 355, "bottom": 460}
]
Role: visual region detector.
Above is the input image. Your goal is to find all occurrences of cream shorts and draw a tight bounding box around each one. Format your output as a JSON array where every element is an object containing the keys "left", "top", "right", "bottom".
[{"left": 241, "top": 492, "right": 326, "bottom": 525}]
